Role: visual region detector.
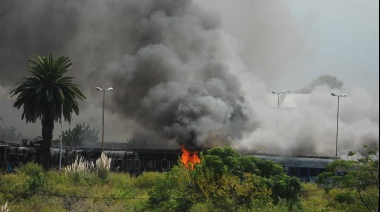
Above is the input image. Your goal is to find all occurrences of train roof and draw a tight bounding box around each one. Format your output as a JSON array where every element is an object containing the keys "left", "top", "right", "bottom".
[{"left": 254, "top": 155, "right": 334, "bottom": 168}]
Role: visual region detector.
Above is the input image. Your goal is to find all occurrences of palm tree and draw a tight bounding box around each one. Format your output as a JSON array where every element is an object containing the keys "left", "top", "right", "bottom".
[{"left": 10, "top": 53, "right": 86, "bottom": 169}]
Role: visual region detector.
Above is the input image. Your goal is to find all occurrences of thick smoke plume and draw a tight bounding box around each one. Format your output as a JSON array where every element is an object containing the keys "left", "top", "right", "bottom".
[{"left": 0, "top": 0, "right": 378, "bottom": 156}]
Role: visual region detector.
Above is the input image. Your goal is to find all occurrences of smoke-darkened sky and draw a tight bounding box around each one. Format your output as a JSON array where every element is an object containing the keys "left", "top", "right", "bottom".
[{"left": 0, "top": 0, "right": 378, "bottom": 156}]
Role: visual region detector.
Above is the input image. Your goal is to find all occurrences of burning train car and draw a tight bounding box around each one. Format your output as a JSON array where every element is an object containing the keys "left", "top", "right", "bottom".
[{"left": 1, "top": 140, "right": 333, "bottom": 182}]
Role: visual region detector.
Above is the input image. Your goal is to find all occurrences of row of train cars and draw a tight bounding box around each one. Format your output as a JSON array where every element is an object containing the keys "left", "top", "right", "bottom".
[{"left": 0, "top": 139, "right": 334, "bottom": 182}]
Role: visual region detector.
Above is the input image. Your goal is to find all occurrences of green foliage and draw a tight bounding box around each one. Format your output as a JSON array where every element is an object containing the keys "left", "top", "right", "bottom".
[
  {"left": 0, "top": 161, "right": 376, "bottom": 211},
  {"left": 17, "top": 163, "right": 49, "bottom": 197},
  {"left": 62, "top": 123, "right": 99, "bottom": 147},
  {"left": 317, "top": 146, "right": 379, "bottom": 211},
  {"left": 147, "top": 165, "right": 193, "bottom": 211},
  {"left": 134, "top": 172, "right": 165, "bottom": 190},
  {"left": 206, "top": 146, "right": 240, "bottom": 159},
  {"left": 17, "top": 162, "right": 44, "bottom": 176},
  {"left": 10, "top": 53, "right": 86, "bottom": 123},
  {"left": 0, "top": 126, "right": 23, "bottom": 141},
  {"left": 204, "top": 147, "right": 302, "bottom": 209},
  {"left": 0, "top": 173, "right": 29, "bottom": 201},
  {"left": 146, "top": 146, "right": 302, "bottom": 211},
  {"left": 0, "top": 163, "right": 48, "bottom": 201},
  {"left": 10, "top": 53, "right": 86, "bottom": 169},
  {"left": 334, "top": 192, "right": 354, "bottom": 204}
]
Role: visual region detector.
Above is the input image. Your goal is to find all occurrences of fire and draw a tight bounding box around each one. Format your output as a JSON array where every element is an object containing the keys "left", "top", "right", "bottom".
[{"left": 181, "top": 145, "right": 201, "bottom": 169}]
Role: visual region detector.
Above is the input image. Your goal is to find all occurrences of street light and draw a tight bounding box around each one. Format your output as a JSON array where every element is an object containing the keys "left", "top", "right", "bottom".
[
  {"left": 59, "top": 103, "right": 63, "bottom": 172},
  {"left": 331, "top": 92, "right": 347, "bottom": 160},
  {"left": 272, "top": 90, "right": 287, "bottom": 126},
  {"left": 96, "top": 86, "right": 113, "bottom": 152}
]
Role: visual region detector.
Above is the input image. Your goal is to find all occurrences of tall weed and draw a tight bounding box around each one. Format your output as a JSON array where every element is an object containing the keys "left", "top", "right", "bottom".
[
  {"left": 96, "top": 153, "right": 111, "bottom": 181},
  {"left": 1, "top": 202, "right": 9, "bottom": 212},
  {"left": 64, "top": 155, "right": 95, "bottom": 181}
]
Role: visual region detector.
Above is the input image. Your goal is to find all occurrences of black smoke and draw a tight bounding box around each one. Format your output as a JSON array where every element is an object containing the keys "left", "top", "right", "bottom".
[{"left": 0, "top": 0, "right": 254, "bottom": 149}]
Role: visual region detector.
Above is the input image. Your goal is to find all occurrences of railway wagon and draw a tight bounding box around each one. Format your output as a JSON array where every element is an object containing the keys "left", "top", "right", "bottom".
[
  {"left": 50, "top": 148, "right": 181, "bottom": 175},
  {"left": 255, "top": 155, "right": 334, "bottom": 182},
  {"left": 1, "top": 140, "right": 181, "bottom": 175}
]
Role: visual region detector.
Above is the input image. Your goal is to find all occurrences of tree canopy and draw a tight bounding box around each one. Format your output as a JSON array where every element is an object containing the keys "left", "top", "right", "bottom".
[
  {"left": 62, "top": 123, "right": 99, "bottom": 147},
  {"left": 317, "top": 146, "right": 379, "bottom": 212},
  {"left": 0, "top": 126, "right": 23, "bottom": 141},
  {"left": 10, "top": 53, "right": 85, "bottom": 169},
  {"left": 147, "top": 146, "right": 302, "bottom": 211}
]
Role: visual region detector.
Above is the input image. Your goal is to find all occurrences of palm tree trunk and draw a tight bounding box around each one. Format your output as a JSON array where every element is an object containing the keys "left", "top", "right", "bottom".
[{"left": 41, "top": 116, "right": 54, "bottom": 170}]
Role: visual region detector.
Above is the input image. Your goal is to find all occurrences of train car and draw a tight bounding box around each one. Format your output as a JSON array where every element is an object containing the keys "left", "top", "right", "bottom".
[
  {"left": 49, "top": 147, "right": 181, "bottom": 175},
  {"left": 0, "top": 143, "right": 43, "bottom": 172},
  {"left": 255, "top": 155, "right": 334, "bottom": 182}
]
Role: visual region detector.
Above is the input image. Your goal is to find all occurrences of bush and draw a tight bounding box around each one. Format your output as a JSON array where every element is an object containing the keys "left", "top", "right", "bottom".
[
  {"left": 334, "top": 192, "right": 354, "bottom": 204},
  {"left": 134, "top": 172, "right": 164, "bottom": 190},
  {"left": 17, "top": 162, "right": 44, "bottom": 176}
]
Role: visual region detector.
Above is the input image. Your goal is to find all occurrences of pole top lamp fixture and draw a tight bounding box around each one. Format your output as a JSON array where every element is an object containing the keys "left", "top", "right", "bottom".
[
  {"left": 272, "top": 90, "right": 287, "bottom": 94},
  {"left": 331, "top": 92, "right": 347, "bottom": 97},
  {"left": 96, "top": 87, "right": 113, "bottom": 91}
]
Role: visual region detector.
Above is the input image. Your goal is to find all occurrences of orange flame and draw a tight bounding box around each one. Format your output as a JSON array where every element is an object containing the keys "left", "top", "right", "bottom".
[{"left": 181, "top": 145, "right": 201, "bottom": 169}]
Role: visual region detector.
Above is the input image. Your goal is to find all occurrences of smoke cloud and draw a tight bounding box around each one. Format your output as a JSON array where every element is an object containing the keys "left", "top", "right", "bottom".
[{"left": 0, "top": 0, "right": 378, "bottom": 156}]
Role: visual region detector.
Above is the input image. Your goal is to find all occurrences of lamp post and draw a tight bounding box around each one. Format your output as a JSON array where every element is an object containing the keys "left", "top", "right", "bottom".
[
  {"left": 272, "top": 90, "right": 287, "bottom": 126},
  {"left": 59, "top": 103, "right": 63, "bottom": 172},
  {"left": 331, "top": 92, "right": 346, "bottom": 160},
  {"left": 96, "top": 87, "right": 113, "bottom": 152}
]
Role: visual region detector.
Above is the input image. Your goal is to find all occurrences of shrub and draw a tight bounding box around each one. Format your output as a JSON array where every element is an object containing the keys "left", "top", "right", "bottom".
[
  {"left": 17, "top": 162, "right": 44, "bottom": 176},
  {"left": 134, "top": 172, "right": 164, "bottom": 190},
  {"left": 15, "top": 162, "right": 49, "bottom": 197},
  {"left": 334, "top": 192, "right": 354, "bottom": 204}
]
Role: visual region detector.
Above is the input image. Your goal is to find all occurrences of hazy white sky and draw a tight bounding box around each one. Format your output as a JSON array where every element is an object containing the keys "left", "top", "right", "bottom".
[{"left": 194, "top": 0, "right": 379, "bottom": 93}]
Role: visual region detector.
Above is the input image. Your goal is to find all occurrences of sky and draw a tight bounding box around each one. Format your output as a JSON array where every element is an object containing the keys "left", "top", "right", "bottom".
[
  {"left": 0, "top": 0, "right": 378, "bottom": 157},
  {"left": 195, "top": 0, "right": 379, "bottom": 93}
]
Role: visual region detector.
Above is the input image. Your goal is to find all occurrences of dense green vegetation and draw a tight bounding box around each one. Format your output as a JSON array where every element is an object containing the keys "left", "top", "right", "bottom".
[
  {"left": 1, "top": 147, "right": 377, "bottom": 211},
  {"left": 317, "top": 146, "right": 379, "bottom": 212}
]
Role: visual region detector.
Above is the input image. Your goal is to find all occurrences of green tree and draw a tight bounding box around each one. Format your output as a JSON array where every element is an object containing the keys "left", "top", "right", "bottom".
[
  {"left": 62, "top": 123, "right": 99, "bottom": 147},
  {"left": 297, "top": 75, "right": 344, "bottom": 94},
  {"left": 0, "top": 126, "right": 23, "bottom": 141},
  {"left": 10, "top": 53, "right": 85, "bottom": 169},
  {"left": 317, "top": 146, "right": 379, "bottom": 212},
  {"left": 147, "top": 146, "right": 302, "bottom": 211}
]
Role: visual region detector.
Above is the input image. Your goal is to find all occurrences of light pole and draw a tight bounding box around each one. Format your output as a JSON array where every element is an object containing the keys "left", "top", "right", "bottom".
[
  {"left": 59, "top": 103, "right": 63, "bottom": 172},
  {"left": 331, "top": 92, "right": 346, "bottom": 160},
  {"left": 96, "top": 87, "right": 113, "bottom": 152},
  {"left": 272, "top": 90, "right": 287, "bottom": 126}
]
